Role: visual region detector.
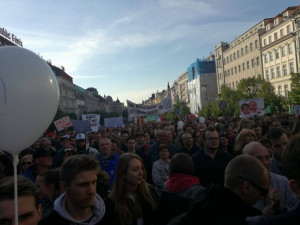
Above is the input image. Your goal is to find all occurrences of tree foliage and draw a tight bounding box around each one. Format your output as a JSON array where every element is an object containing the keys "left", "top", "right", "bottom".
[{"left": 288, "top": 73, "right": 300, "bottom": 105}]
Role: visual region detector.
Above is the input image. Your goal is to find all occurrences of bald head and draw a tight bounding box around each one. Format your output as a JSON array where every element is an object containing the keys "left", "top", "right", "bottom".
[{"left": 243, "top": 142, "right": 271, "bottom": 170}]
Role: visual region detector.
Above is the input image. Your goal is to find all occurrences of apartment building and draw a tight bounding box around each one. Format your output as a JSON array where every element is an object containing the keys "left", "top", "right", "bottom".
[
  {"left": 261, "top": 6, "right": 299, "bottom": 97},
  {"left": 215, "top": 21, "right": 269, "bottom": 92},
  {"left": 171, "top": 71, "right": 190, "bottom": 107}
]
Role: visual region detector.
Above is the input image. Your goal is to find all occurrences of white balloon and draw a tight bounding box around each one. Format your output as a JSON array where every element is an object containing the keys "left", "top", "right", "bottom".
[
  {"left": 0, "top": 46, "right": 59, "bottom": 154},
  {"left": 199, "top": 116, "right": 205, "bottom": 123},
  {"left": 178, "top": 121, "right": 184, "bottom": 128}
]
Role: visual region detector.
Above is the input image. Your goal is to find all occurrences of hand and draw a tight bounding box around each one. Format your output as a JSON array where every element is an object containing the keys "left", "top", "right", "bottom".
[
  {"left": 268, "top": 188, "right": 283, "bottom": 211},
  {"left": 260, "top": 206, "right": 276, "bottom": 221}
]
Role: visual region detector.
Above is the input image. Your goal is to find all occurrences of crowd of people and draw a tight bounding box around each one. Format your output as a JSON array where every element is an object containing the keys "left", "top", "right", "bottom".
[{"left": 0, "top": 113, "right": 300, "bottom": 225}]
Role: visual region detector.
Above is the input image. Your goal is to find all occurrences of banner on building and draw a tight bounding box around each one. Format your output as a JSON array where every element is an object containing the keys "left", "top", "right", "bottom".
[
  {"left": 239, "top": 98, "right": 265, "bottom": 118},
  {"left": 127, "top": 95, "right": 173, "bottom": 119},
  {"left": 81, "top": 114, "right": 101, "bottom": 132},
  {"left": 71, "top": 120, "right": 92, "bottom": 133},
  {"left": 104, "top": 117, "right": 124, "bottom": 128},
  {"left": 54, "top": 116, "right": 72, "bottom": 132}
]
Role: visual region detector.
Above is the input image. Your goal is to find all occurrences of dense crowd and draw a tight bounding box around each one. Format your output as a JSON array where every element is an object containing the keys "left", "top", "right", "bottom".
[{"left": 0, "top": 113, "right": 300, "bottom": 225}]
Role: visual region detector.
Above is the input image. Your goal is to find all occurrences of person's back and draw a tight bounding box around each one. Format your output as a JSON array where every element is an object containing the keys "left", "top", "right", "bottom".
[{"left": 168, "top": 155, "right": 270, "bottom": 225}]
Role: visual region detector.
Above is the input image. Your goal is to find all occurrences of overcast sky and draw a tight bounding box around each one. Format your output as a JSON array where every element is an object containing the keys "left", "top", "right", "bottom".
[{"left": 1, "top": 0, "right": 299, "bottom": 104}]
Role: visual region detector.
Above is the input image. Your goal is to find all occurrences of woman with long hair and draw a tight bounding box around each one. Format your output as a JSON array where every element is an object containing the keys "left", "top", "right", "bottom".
[
  {"left": 233, "top": 129, "right": 257, "bottom": 156},
  {"left": 105, "top": 153, "right": 158, "bottom": 225}
]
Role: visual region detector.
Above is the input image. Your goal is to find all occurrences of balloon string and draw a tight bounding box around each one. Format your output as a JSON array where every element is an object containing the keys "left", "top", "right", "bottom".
[{"left": 13, "top": 154, "right": 19, "bottom": 225}]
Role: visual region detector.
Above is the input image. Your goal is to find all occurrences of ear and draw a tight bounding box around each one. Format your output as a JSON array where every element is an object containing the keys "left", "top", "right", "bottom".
[
  {"left": 37, "top": 204, "right": 42, "bottom": 221},
  {"left": 288, "top": 179, "right": 300, "bottom": 198},
  {"left": 240, "top": 181, "right": 252, "bottom": 194}
]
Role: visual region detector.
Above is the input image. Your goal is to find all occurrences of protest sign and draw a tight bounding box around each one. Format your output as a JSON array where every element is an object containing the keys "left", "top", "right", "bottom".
[
  {"left": 104, "top": 117, "right": 124, "bottom": 128},
  {"left": 127, "top": 95, "right": 173, "bottom": 119},
  {"left": 81, "top": 114, "right": 100, "bottom": 132},
  {"left": 70, "top": 120, "right": 92, "bottom": 133},
  {"left": 239, "top": 98, "right": 265, "bottom": 118},
  {"left": 54, "top": 116, "right": 72, "bottom": 132}
]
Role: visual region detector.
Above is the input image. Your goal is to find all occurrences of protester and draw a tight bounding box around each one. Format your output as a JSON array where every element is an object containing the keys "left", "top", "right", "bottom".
[
  {"left": 233, "top": 128, "right": 257, "bottom": 156},
  {"left": 39, "top": 155, "right": 107, "bottom": 225},
  {"left": 75, "top": 133, "right": 100, "bottom": 159},
  {"left": 0, "top": 176, "right": 42, "bottom": 225},
  {"left": 178, "top": 132, "right": 200, "bottom": 156},
  {"left": 106, "top": 153, "right": 158, "bottom": 225},
  {"left": 19, "top": 154, "right": 33, "bottom": 174},
  {"left": 0, "top": 154, "right": 14, "bottom": 178}
]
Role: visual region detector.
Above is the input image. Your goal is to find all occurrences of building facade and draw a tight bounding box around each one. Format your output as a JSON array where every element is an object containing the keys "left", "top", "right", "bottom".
[
  {"left": 261, "top": 6, "right": 299, "bottom": 97},
  {"left": 171, "top": 71, "right": 190, "bottom": 107},
  {"left": 187, "top": 58, "right": 217, "bottom": 115},
  {"left": 0, "top": 27, "right": 23, "bottom": 47}
]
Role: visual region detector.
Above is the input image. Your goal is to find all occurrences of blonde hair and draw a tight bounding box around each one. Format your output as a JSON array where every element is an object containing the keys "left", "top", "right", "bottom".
[
  {"left": 234, "top": 129, "right": 257, "bottom": 156},
  {"left": 110, "top": 153, "right": 157, "bottom": 225}
]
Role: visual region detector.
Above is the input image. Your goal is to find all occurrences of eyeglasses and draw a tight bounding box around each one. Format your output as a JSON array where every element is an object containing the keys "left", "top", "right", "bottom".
[
  {"left": 22, "top": 161, "right": 32, "bottom": 166},
  {"left": 205, "top": 137, "right": 219, "bottom": 141},
  {"left": 236, "top": 176, "right": 268, "bottom": 196}
]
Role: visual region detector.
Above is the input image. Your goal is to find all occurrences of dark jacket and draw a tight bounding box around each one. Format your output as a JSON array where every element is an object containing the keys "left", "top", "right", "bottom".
[{"left": 167, "top": 184, "right": 262, "bottom": 225}]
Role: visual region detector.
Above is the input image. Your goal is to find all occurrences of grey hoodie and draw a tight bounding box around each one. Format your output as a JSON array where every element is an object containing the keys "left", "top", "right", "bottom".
[{"left": 53, "top": 193, "right": 105, "bottom": 225}]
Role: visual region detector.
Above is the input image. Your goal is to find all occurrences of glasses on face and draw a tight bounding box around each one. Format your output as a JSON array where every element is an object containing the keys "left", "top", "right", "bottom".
[
  {"left": 205, "top": 137, "right": 219, "bottom": 141},
  {"left": 236, "top": 176, "right": 268, "bottom": 196},
  {"left": 22, "top": 161, "right": 32, "bottom": 166}
]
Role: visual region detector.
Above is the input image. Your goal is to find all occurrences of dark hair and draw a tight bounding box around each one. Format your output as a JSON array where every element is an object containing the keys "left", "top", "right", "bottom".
[
  {"left": 37, "top": 169, "right": 60, "bottom": 192},
  {"left": 121, "top": 130, "right": 129, "bottom": 136},
  {"left": 169, "top": 153, "right": 195, "bottom": 176},
  {"left": 158, "top": 144, "right": 170, "bottom": 152},
  {"left": 126, "top": 136, "right": 136, "bottom": 143},
  {"left": 267, "top": 128, "right": 286, "bottom": 141},
  {"left": 202, "top": 127, "right": 217, "bottom": 140},
  {"left": 61, "top": 155, "right": 100, "bottom": 186},
  {"left": 0, "top": 176, "right": 39, "bottom": 208},
  {"left": 0, "top": 154, "right": 13, "bottom": 177}
]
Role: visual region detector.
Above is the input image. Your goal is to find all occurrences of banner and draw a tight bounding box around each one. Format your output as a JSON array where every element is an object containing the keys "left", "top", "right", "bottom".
[
  {"left": 71, "top": 120, "right": 92, "bottom": 133},
  {"left": 104, "top": 117, "right": 124, "bottom": 128},
  {"left": 127, "top": 95, "right": 173, "bottom": 119},
  {"left": 81, "top": 114, "right": 100, "bottom": 132},
  {"left": 239, "top": 98, "right": 265, "bottom": 118},
  {"left": 54, "top": 116, "right": 72, "bottom": 132},
  {"left": 144, "top": 114, "right": 161, "bottom": 122}
]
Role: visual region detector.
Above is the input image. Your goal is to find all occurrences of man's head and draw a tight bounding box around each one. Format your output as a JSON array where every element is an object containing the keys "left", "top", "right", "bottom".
[
  {"left": 241, "top": 103, "right": 250, "bottom": 115},
  {"left": 40, "top": 137, "right": 52, "bottom": 151},
  {"left": 243, "top": 142, "right": 271, "bottom": 170},
  {"left": 282, "top": 134, "right": 300, "bottom": 198},
  {"left": 180, "top": 132, "right": 193, "bottom": 149},
  {"left": 33, "top": 148, "right": 53, "bottom": 171},
  {"left": 158, "top": 130, "right": 169, "bottom": 144},
  {"left": 126, "top": 136, "right": 136, "bottom": 153},
  {"left": 0, "top": 176, "right": 42, "bottom": 225},
  {"left": 100, "top": 138, "right": 112, "bottom": 158},
  {"left": 35, "top": 169, "right": 60, "bottom": 200},
  {"left": 135, "top": 133, "right": 145, "bottom": 145},
  {"left": 249, "top": 101, "right": 257, "bottom": 113},
  {"left": 202, "top": 127, "right": 219, "bottom": 151},
  {"left": 60, "top": 135, "right": 71, "bottom": 147},
  {"left": 267, "top": 128, "right": 289, "bottom": 161},
  {"left": 76, "top": 133, "right": 86, "bottom": 150},
  {"left": 225, "top": 155, "right": 269, "bottom": 205},
  {"left": 251, "top": 125, "right": 262, "bottom": 140},
  {"left": 60, "top": 155, "right": 100, "bottom": 209},
  {"left": 273, "top": 120, "right": 281, "bottom": 128},
  {"left": 120, "top": 130, "right": 129, "bottom": 144}
]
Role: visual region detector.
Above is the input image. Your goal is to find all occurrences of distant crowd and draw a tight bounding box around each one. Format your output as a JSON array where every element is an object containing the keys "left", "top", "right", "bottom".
[{"left": 0, "top": 113, "right": 300, "bottom": 225}]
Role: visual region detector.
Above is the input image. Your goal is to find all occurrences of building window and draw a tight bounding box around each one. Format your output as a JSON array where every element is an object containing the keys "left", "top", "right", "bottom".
[
  {"left": 280, "top": 29, "right": 284, "bottom": 37},
  {"left": 278, "top": 86, "right": 282, "bottom": 96},
  {"left": 281, "top": 46, "right": 286, "bottom": 56},
  {"left": 235, "top": 66, "right": 237, "bottom": 74},
  {"left": 290, "top": 62, "right": 294, "bottom": 73},
  {"left": 245, "top": 45, "right": 248, "bottom": 54},
  {"left": 288, "top": 43, "right": 293, "bottom": 54},
  {"left": 247, "top": 61, "right": 250, "bottom": 69},
  {"left": 237, "top": 50, "right": 240, "bottom": 58},
  {"left": 231, "top": 68, "right": 233, "bottom": 75},
  {"left": 229, "top": 83, "right": 231, "bottom": 88},
  {"left": 233, "top": 52, "right": 236, "bottom": 60},
  {"left": 282, "top": 64, "right": 287, "bottom": 76},
  {"left": 242, "top": 63, "right": 245, "bottom": 71},
  {"left": 230, "top": 55, "right": 232, "bottom": 62},
  {"left": 271, "top": 68, "right": 275, "bottom": 79},
  {"left": 274, "top": 18, "right": 279, "bottom": 26},
  {"left": 287, "top": 25, "right": 291, "bottom": 34},
  {"left": 241, "top": 48, "right": 244, "bottom": 56},
  {"left": 227, "top": 56, "right": 229, "bottom": 63},
  {"left": 265, "top": 69, "right": 269, "bottom": 80},
  {"left": 232, "top": 82, "right": 235, "bottom": 89},
  {"left": 238, "top": 65, "right": 241, "bottom": 72},
  {"left": 274, "top": 32, "right": 278, "bottom": 40},
  {"left": 269, "top": 52, "right": 274, "bottom": 61},
  {"left": 250, "top": 43, "right": 253, "bottom": 51},
  {"left": 256, "top": 57, "right": 260, "bottom": 66},
  {"left": 284, "top": 84, "right": 289, "bottom": 97},
  {"left": 236, "top": 81, "right": 238, "bottom": 87},
  {"left": 276, "top": 66, "right": 281, "bottom": 77},
  {"left": 268, "top": 35, "right": 272, "bottom": 43},
  {"left": 263, "top": 39, "right": 266, "bottom": 46},
  {"left": 275, "top": 49, "right": 279, "bottom": 59},
  {"left": 252, "top": 59, "right": 255, "bottom": 68},
  {"left": 264, "top": 54, "right": 268, "bottom": 63},
  {"left": 255, "top": 40, "right": 258, "bottom": 49}
]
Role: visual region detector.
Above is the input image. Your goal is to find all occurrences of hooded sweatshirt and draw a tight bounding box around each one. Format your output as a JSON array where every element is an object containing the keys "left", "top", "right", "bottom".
[{"left": 50, "top": 193, "right": 105, "bottom": 225}]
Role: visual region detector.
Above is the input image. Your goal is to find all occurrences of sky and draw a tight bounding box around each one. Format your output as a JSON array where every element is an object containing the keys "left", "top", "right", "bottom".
[{"left": 1, "top": 0, "right": 299, "bottom": 105}]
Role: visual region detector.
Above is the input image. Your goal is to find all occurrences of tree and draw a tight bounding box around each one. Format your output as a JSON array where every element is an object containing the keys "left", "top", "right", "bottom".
[
  {"left": 217, "top": 85, "right": 240, "bottom": 116},
  {"left": 288, "top": 72, "right": 300, "bottom": 105}
]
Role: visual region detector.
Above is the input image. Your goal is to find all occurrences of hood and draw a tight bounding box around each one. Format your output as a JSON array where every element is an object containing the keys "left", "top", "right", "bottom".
[{"left": 54, "top": 193, "right": 105, "bottom": 225}]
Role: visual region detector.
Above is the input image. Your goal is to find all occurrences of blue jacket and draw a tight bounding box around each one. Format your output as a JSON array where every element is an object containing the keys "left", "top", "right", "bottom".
[{"left": 99, "top": 153, "right": 119, "bottom": 187}]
